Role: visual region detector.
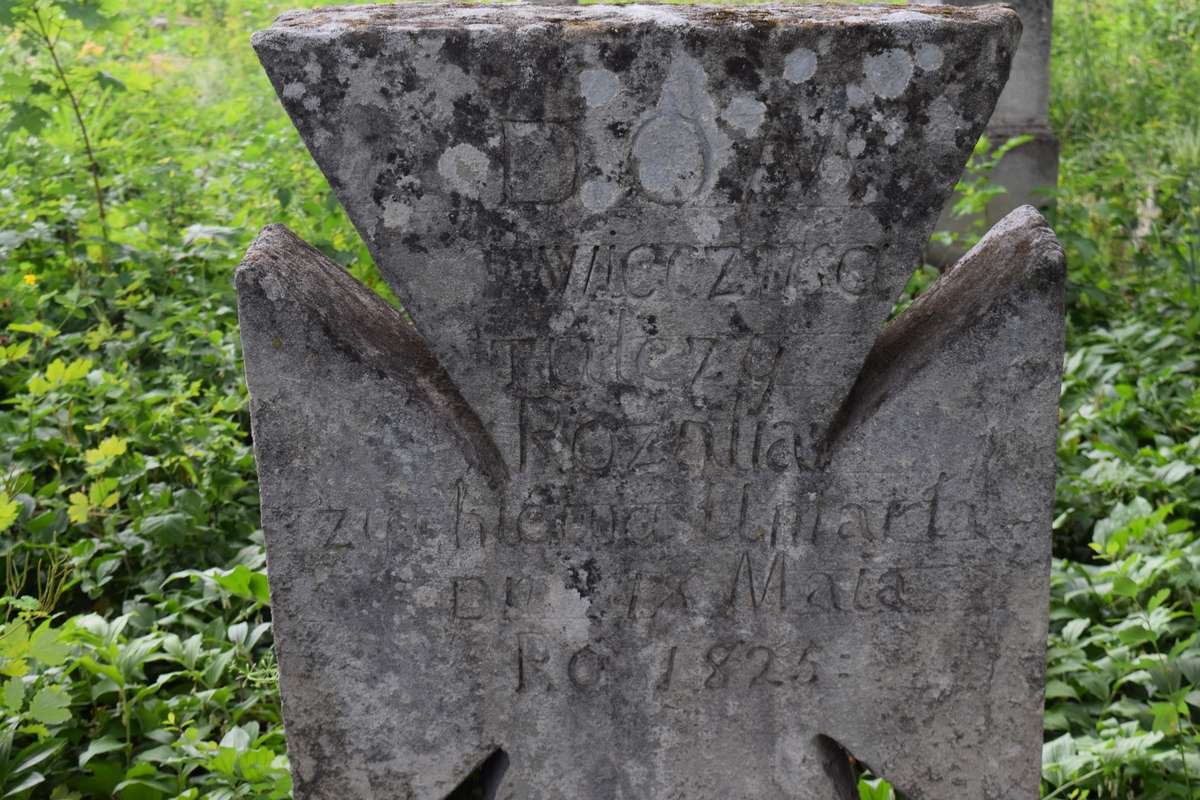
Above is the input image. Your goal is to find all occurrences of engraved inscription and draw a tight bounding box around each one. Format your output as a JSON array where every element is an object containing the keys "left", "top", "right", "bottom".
[{"left": 485, "top": 240, "right": 882, "bottom": 303}]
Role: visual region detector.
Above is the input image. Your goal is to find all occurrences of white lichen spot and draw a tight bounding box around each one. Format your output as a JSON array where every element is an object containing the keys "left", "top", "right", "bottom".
[
  {"left": 847, "top": 137, "right": 867, "bottom": 158},
  {"left": 846, "top": 84, "right": 869, "bottom": 108},
  {"left": 634, "top": 116, "right": 704, "bottom": 202},
  {"left": 783, "top": 47, "right": 818, "bottom": 84},
  {"left": 580, "top": 67, "right": 620, "bottom": 108},
  {"left": 436, "top": 143, "right": 492, "bottom": 200},
  {"left": 819, "top": 155, "right": 850, "bottom": 186},
  {"left": 282, "top": 81, "right": 306, "bottom": 99},
  {"left": 916, "top": 43, "right": 944, "bottom": 72},
  {"left": 721, "top": 95, "right": 767, "bottom": 137},
  {"left": 302, "top": 57, "right": 322, "bottom": 83},
  {"left": 863, "top": 49, "right": 914, "bottom": 99},
  {"left": 543, "top": 578, "right": 594, "bottom": 642},
  {"left": 884, "top": 116, "right": 906, "bottom": 147},
  {"left": 381, "top": 198, "right": 412, "bottom": 230},
  {"left": 580, "top": 178, "right": 619, "bottom": 213},
  {"left": 632, "top": 52, "right": 729, "bottom": 204},
  {"left": 924, "top": 95, "right": 965, "bottom": 145},
  {"left": 412, "top": 584, "right": 440, "bottom": 610},
  {"left": 687, "top": 212, "right": 721, "bottom": 244}
]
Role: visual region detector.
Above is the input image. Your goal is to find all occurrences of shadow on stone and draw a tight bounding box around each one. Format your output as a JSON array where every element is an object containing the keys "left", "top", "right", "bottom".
[{"left": 444, "top": 748, "right": 510, "bottom": 800}]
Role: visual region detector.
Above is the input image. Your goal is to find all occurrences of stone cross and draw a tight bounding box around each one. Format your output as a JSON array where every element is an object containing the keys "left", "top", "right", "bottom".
[{"left": 238, "top": 5, "right": 1064, "bottom": 799}]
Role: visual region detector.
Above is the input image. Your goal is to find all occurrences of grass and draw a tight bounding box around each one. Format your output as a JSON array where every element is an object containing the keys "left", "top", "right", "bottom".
[{"left": 0, "top": 0, "right": 1196, "bottom": 797}]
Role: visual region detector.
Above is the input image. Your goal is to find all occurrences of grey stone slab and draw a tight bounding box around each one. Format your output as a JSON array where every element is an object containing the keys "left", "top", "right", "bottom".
[{"left": 238, "top": 4, "right": 1063, "bottom": 799}]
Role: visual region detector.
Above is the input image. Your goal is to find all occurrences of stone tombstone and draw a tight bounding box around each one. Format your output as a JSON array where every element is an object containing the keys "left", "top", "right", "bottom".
[
  {"left": 238, "top": 4, "right": 1065, "bottom": 799},
  {"left": 922, "top": 0, "right": 1060, "bottom": 263}
]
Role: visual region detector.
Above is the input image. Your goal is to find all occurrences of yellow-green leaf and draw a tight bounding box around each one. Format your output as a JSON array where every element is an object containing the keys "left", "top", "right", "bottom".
[
  {"left": 63, "top": 358, "right": 93, "bottom": 382},
  {"left": 44, "top": 359, "right": 66, "bottom": 385},
  {"left": 67, "top": 493, "right": 91, "bottom": 524},
  {"left": 84, "top": 435, "right": 127, "bottom": 468},
  {"left": 0, "top": 492, "right": 18, "bottom": 533},
  {"left": 27, "top": 374, "right": 51, "bottom": 396}
]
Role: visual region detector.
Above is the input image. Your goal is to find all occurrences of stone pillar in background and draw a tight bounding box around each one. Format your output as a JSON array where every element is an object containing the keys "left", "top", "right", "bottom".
[
  {"left": 238, "top": 5, "right": 1064, "bottom": 799},
  {"left": 925, "top": 0, "right": 1060, "bottom": 265}
]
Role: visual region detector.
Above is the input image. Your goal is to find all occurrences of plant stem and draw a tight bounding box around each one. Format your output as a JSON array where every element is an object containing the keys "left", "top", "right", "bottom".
[
  {"left": 1043, "top": 767, "right": 1104, "bottom": 799},
  {"left": 30, "top": 5, "right": 111, "bottom": 260}
]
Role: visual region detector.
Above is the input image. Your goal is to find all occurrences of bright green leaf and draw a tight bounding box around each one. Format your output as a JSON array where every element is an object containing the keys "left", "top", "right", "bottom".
[{"left": 28, "top": 686, "right": 70, "bottom": 726}]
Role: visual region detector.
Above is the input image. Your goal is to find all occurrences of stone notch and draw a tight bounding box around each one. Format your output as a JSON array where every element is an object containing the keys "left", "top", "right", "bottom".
[
  {"left": 240, "top": 5, "right": 1064, "bottom": 800},
  {"left": 825, "top": 203, "right": 1066, "bottom": 453},
  {"left": 252, "top": 2, "right": 1022, "bottom": 472}
]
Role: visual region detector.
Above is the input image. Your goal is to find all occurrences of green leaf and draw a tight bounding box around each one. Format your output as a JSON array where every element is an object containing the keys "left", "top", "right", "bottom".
[
  {"left": 139, "top": 513, "right": 189, "bottom": 546},
  {"left": 67, "top": 491, "right": 91, "bottom": 524},
  {"left": 1044, "top": 679, "right": 1079, "bottom": 700},
  {"left": 1150, "top": 701, "right": 1179, "bottom": 733},
  {"left": 84, "top": 435, "right": 127, "bottom": 470},
  {"left": 58, "top": 0, "right": 109, "bottom": 28},
  {"left": 79, "top": 736, "right": 125, "bottom": 767},
  {"left": 219, "top": 725, "right": 250, "bottom": 752},
  {"left": 2, "top": 677, "right": 23, "bottom": 712},
  {"left": 28, "top": 621, "right": 69, "bottom": 666},
  {"left": 0, "top": 0, "right": 25, "bottom": 27},
  {"left": 1111, "top": 574, "right": 1140, "bottom": 599},
  {"left": 10, "top": 739, "right": 64, "bottom": 776},
  {"left": 1147, "top": 588, "right": 1171, "bottom": 611},
  {"left": 0, "top": 492, "right": 18, "bottom": 533},
  {"left": 28, "top": 686, "right": 70, "bottom": 725},
  {"left": 1118, "top": 625, "right": 1158, "bottom": 646},
  {"left": 76, "top": 656, "right": 124, "bottom": 687},
  {"left": 3, "top": 102, "right": 49, "bottom": 135},
  {"left": 1, "top": 772, "right": 44, "bottom": 798}
]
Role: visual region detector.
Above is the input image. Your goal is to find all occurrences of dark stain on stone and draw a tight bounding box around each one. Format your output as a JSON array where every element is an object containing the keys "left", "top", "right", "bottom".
[
  {"left": 567, "top": 558, "right": 602, "bottom": 599},
  {"left": 599, "top": 40, "right": 637, "bottom": 72},
  {"left": 451, "top": 95, "right": 490, "bottom": 147},
  {"left": 440, "top": 31, "right": 472, "bottom": 72},
  {"left": 724, "top": 56, "right": 761, "bottom": 90}
]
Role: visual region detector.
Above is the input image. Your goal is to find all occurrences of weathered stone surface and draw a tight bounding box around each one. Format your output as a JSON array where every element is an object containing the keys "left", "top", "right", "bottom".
[{"left": 239, "top": 5, "right": 1064, "bottom": 799}]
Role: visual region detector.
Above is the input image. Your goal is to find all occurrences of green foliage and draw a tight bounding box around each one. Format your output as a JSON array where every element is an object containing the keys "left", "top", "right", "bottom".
[
  {"left": 931, "top": 132, "right": 1033, "bottom": 252},
  {"left": 1040, "top": 0, "right": 1200, "bottom": 795},
  {"left": 0, "top": 0, "right": 352, "bottom": 794},
  {"left": 0, "top": 0, "right": 1194, "bottom": 797}
]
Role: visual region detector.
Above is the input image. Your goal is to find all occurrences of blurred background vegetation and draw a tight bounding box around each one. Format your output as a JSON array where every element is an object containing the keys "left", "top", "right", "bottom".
[{"left": 0, "top": 0, "right": 1197, "bottom": 797}]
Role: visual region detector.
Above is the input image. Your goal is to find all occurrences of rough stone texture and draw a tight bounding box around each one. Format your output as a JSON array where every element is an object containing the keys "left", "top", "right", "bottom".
[
  {"left": 239, "top": 5, "right": 1064, "bottom": 799},
  {"left": 922, "top": 0, "right": 1059, "bottom": 264}
]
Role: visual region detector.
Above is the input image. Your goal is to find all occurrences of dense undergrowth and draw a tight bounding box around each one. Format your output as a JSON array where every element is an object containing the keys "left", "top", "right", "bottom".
[{"left": 0, "top": 0, "right": 1196, "bottom": 797}]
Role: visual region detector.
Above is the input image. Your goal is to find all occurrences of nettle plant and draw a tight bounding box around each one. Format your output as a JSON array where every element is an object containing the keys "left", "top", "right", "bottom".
[
  {"left": 1044, "top": 498, "right": 1200, "bottom": 798},
  {"left": 1043, "top": 309, "right": 1200, "bottom": 797}
]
